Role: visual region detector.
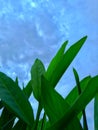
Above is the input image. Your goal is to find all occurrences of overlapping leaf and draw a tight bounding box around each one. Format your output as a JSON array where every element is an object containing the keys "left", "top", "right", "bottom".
[
  {"left": 46, "top": 40, "right": 68, "bottom": 80},
  {"left": 41, "top": 76, "right": 83, "bottom": 130},
  {"left": 45, "top": 36, "right": 87, "bottom": 88},
  {"left": 31, "top": 59, "right": 45, "bottom": 101},
  {"left": 12, "top": 120, "right": 27, "bottom": 130},
  {"left": 0, "top": 72, "right": 34, "bottom": 126},
  {"left": 47, "top": 76, "right": 98, "bottom": 130},
  {"left": 65, "top": 76, "right": 91, "bottom": 107},
  {"left": 0, "top": 107, "right": 15, "bottom": 130},
  {"left": 73, "top": 68, "right": 88, "bottom": 130},
  {"left": 23, "top": 80, "right": 32, "bottom": 99}
]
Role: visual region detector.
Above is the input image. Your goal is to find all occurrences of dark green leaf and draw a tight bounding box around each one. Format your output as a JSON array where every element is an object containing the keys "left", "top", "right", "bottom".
[
  {"left": 73, "top": 68, "right": 81, "bottom": 94},
  {"left": 73, "top": 68, "right": 88, "bottom": 130},
  {"left": 41, "top": 76, "right": 67, "bottom": 123},
  {"left": 46, "top": 36, "right": 87, "bottom": 88},
  {"left": 33, "top": 103, "right": 42, "bottom": 130},
  {"left": 41, "top": 76, "right": 83, "bottom": 130},
  {"left": 0, "top": 72, "right": 34, "bottom": 126},
  {"left": 23, "top": 80, "right": 32, "bottom": 99},
  {"left": 37, "top": 118, "right": 51, "bottom": 130},
  {"left": 12, "top": 119, "right": 27, "bottom": 130},
  {"left": 65, "top": 76, "right": 91, "bottom": 107},
  {"left": 0, "top": 107, "right": 15, "bottom": 130},
  {"left": 15, "top": 77, "right": 19, "bottom": 87},
  {"left": 0, "top": 100, "right": 4, "bottom": 109},
  {"left": 31, "top": 59, "right": 45, "bottom": 101},
  {"left": 47, "top": 76, "right": 98, "bottom": 130},
  {"left": 94, "top": 93, "right": 98, "bottom": 130}
]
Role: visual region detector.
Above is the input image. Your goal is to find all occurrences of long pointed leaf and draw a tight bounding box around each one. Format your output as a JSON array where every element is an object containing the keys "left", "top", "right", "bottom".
[
  {"left": 46, "top": 41, "right": 68, "bottom": 79},
  {"left": 47, "top": 76, "right": 98, "bottom": 130},
  {"left": 0, "top": 72, "right": 34, "bottom": 126},
  {"left": 65, "top": 76, "right": 91, "bottom": 106},
  {"left": 46, "top": 36, "right": 87, "bottom": 88},
  {"left": 41, "top": 76, "right": 83, "bottom": 130},
  {"left": 23, "top": 80, "right": 32, "bottom": 99},
  {"left": 73, "top": 68, "right": 88, "bottom": 130}
]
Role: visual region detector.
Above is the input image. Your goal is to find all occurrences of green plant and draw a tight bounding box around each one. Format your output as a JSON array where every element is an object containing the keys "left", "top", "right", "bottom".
[{"left": 0, "top": 36, "right": 98, "bottom": 130}]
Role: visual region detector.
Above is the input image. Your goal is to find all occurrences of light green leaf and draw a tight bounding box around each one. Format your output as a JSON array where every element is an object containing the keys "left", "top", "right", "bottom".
[
  {"left": 46, "top": 36, "right": 87, "bottom": 88},
  {"left": 0, "top": 72, "right": 34, "bottom": 126},
  {"left": 47, "top": 76, "right": 98, "bottom": 130},
  {"left": 46, "top": 41, "right": 68, "bottom": 80},
  {"left": 31, "top": 59, "right": 45, "bottom": 101}
]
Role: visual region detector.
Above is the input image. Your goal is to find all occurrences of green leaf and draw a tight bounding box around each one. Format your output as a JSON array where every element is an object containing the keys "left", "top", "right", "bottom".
[
  {"left": 41, "top": 76, "right": 83, "bottom": 130},
  {"left": 31, "top": 59, "right": 45, "bottom": 101},
  {"left": 0, "top": 100, "right": 4, "bottom": 109},
  {"left": 38, "top": 119, "right": 52, "bottom": 130},
  {"left": 65, "top": 76, "right": 91, "bottom": 107},
  {"left": 47, "top": 76, "right": 98, "bottom": 130},
  {"left": 94, "top": 93, "right": 98, "bottom": 130},
  {"left": 0, "top": 72, "right": 34, "bottom": 126},
  {"left": 73, "top": 68, "right": 88, "bottom": 130},
  {"left": 23, "top": 80, "right": 32, "bottom": 99},
  {"left": 0, "top": 107, "right": 15, "bottom": 130},
  {"left": 12, "top": 120, "right": 27, "bottom": 130},
  {"left": 33, "top": 103, "right": 42, "bottom": 130},
  {"left": 41, "top": 76, "right": 66, "bottom": 123},
  {"left": 73, "top": 68, "right": 81, "bottom": 94},
  {"left": 45, "top": 36, "right": 87, "bottom": 88},
  {"left": 46, "top": 40, "right": 68, "bottom": 80},
  {"left": 15, "top": 77, "right": 19, "bottom": 87}
]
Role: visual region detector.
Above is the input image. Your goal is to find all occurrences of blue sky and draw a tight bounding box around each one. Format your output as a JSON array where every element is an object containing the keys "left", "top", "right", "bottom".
[{"left": 0, "top": 0, "right": 98, "bottom": 129}]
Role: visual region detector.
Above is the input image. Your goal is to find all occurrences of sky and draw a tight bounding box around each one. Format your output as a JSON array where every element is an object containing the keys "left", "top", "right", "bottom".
[{"left": 0, "top": 0, "right": 98, "bottom": 129}]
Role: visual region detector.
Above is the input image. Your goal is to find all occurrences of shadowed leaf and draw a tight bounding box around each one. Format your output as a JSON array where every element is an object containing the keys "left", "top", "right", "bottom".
[
  {"left": 41, "top": 76, "right": 83, "bottom": 130},
  {"left": 0, "top": 72, "right": 34, "bottom": 126},
  {"left": 47, "top": 76, "right": 98, "bottom": 130}
]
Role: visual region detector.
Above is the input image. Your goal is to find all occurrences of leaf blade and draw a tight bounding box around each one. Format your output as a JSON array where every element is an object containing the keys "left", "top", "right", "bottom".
[
  {"left": 46, "top": 36, "right": 87, "bottom": 88},
  {"left": 73, "top": 68, "right": 88, "bottom": 130},
  {"left": 47, "top": 76, "right": 98, "bottom": 130},
  {"left": 41, "top": 76, "right": 83, "bottom": 130},
  {"left": 0, "top": 72, "right": 34, "bottom": 126},
  {"left": 46, "top": 41, "right": 68, "bottom": 79},
  {"left": 65, "top": 76, "right": 91, "bottom": 107},
  {"left": 31, "top": 59, "right": 45, "bottom": 101}
]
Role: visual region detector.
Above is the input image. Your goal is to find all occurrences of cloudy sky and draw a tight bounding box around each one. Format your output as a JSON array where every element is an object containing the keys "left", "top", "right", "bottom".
[{"left": 0, "top": 0, "right": 98, "bottom": 129}]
